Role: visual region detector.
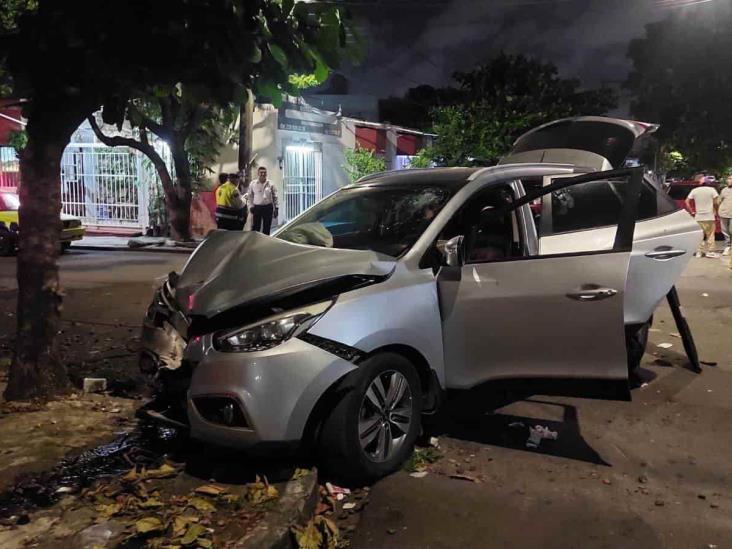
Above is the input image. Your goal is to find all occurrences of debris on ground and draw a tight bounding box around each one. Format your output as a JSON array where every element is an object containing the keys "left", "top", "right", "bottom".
[
  {"left": 292, "top": 515, "right": 339, "bottom": 549},
  {"left": 670, "top": 332, "right": 681, "bottom": 338},
  {"left": 404, "top": 447, "right": 443, "bottom": 473},
  {"left": 409, "top": 471, "right": 429, "bottom": 479},
  {"left": 82, "top": 377, "right": 108, "bottom": 393},
  {"left": 657, "top": 343, "right": 673, "bottom": 349},
  {"left": 428, "top": 436, "right": 440, "bottom": 448},
  {"left": 325, "top": 482, "right": 350, "bottom": 501},
  {"left": 526, "top": 425, "right": 558, "bottom": 449},
  {"left": 245, "top": 475, "right": 279, "bottom": 505},
  {"left": 701, "top": 361, "right": 718, "bottom": 366},
  {"left": 450, "top": 474, "right": 480, "bottom": 483}
]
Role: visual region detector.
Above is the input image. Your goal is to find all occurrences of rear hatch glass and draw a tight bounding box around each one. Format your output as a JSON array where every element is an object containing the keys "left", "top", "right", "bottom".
[{"left": 510, "top": 119, "right": 640, "bottom": 169}]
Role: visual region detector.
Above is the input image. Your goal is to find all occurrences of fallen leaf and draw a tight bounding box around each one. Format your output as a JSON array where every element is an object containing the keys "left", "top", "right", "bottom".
[
  {"left": 194, "top": 484, "right": 228, "bottom": 497},
  {"left": 292, "top": 520, "right": 323, "bottom": 549},
  {"left": 138, "top": 497, "right": 165, "bottom": 508},
  {"left": 96, "top": 502, "right": 122, "bottom": 518},
  {"left": 291, "top": 468, "right": 311, "bottom": 480},
  {"left": 121, "top": 468, "right": 139, "bottom": 483},
  {"left": 180, "top": 523, "right": 206, "bottom": 545},
  {"left": 135, "top": 516, "right": 164, "bottom": 534},
  {"left": 145, "top": 463, "right": 178, "bottom": 479},
  {"left": 198, "top": 540, "right": 213, "bottom": 549},
  {"left": 188, "top": 496, "right": 216, "bottom": 513},
  {"left": 246, "top": 476, "right": 279, "bottom": 505}
]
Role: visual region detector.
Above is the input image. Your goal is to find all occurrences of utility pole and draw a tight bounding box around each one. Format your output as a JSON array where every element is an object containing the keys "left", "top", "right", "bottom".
[{"left": 238, "top": 89, "right": 254, "bottom": 191}]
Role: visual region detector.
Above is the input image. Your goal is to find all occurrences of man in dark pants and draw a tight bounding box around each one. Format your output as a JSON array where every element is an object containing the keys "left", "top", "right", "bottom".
[
  {"left": 246, "top": 166, "right": 279, "bottom": 235},
  {"left": 215, "top": 173, "right": 245, "bottom": 230}
]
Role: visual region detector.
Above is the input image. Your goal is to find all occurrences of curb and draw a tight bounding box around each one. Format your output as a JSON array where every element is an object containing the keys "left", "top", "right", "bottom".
[
  {"left": 71, "top": 245, "right": 194, "bottom": 255},
  {"left": 234, "top": 469, "right": 320, "bottom": 549}
]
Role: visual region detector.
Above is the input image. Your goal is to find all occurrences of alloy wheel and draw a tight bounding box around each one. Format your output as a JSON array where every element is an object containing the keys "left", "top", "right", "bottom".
[{"left": 358, "top": 370, "right": 413, "bottom": 463}]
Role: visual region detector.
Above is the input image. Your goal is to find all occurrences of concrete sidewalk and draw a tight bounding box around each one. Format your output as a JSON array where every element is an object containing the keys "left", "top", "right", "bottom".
[{"left": 71, "top": 235, "right": 198, "bottom": 254}]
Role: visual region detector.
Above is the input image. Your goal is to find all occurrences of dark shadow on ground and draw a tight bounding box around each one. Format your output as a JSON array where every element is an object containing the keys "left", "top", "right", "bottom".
[{"left": 426, "top": 378, "right": 621, "bottom": 466}]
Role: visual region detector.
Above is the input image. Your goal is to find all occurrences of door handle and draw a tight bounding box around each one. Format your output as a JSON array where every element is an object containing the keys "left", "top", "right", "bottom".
[
  {"left": 566, "top": 288, "right": 618, "bottom": 301},
  {"left": 645, "top": 248, "right": 686, "bottom": 261}
]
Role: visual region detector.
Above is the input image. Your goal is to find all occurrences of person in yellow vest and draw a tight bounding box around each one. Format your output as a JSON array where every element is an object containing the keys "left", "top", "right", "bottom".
[{"left": 215, "top": 173, "right": 246, "bottom": 230}]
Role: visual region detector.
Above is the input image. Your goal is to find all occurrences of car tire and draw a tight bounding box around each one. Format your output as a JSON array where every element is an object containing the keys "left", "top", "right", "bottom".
[
  {"left": 0, "top": 227, "right": 14, "bottom": 256},
  {"left": 318, "top": 352, "right": 422, "bottom": 482},
  {"left": 626, "top": 318, "right": 651, "bottom": 382}
]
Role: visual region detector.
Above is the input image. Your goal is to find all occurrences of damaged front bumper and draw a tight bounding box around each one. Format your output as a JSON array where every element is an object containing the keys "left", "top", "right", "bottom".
[{"left": 139, "top": 276, "right": 359, "bottom": 448}]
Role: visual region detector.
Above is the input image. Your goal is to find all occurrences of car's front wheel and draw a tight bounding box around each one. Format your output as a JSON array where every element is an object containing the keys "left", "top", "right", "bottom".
[{"left": 319, "top": 352, "right": 422, "bottom": 482}]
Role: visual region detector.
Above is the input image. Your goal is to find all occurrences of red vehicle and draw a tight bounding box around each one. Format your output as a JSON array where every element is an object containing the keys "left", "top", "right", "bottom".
[{"left": 666, "top": 180, "right": 722, "bottom": 236}]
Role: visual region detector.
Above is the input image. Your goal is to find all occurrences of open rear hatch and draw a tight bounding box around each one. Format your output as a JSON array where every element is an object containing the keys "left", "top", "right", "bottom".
[{"left": 499, "top": 116, "right": 659, "bottom": 170}]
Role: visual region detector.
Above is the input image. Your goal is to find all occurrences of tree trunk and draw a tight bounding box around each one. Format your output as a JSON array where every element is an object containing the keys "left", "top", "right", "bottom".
[
  {"left": 4, "top": 107, "right": 86, "bottom": 401},
  {"left": 168, "top": 137, "right": 193, "bottom": 241},
  {"left": 238, "top": 90, "right": 254, "bottom": 190}
]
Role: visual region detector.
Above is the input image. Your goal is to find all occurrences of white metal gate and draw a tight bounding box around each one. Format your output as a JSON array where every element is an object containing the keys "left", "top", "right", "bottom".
[
  {"left": 282, "top": 145, "right": 322, "bottom": 222},
  {"left": 60, "top": 143, "right": 165, "bottom": 229}
]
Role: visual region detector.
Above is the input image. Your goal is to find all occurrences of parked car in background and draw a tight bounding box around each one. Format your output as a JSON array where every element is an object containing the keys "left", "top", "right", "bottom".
[
  {"left": 666, "top": 181, "right": 722, "bottom": 236},
  {"left": 140, "top": 117, "right": 700, "bottom": 481},
  {"left": 0, "top": 191, "right": 86, "bottom": 255}
]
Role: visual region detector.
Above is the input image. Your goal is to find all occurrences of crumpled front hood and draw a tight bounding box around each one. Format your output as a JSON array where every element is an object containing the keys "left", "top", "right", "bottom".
[{"left": 175, "top": 231, "right": 396, "bottom": 318}]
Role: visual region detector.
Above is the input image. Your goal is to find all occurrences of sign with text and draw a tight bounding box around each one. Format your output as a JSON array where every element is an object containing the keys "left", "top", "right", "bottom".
[{"left": 278, "top": 101, "right": 341, "bottom": 137}]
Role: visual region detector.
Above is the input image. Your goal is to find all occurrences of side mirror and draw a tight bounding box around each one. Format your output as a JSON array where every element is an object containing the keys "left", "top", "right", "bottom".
[{"left": 443, "top": 235, "right": 465, "bottom": 267}]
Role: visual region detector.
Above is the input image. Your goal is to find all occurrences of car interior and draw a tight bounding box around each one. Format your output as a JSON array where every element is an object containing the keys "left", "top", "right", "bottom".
[{"left": 434, "top": 184, "right": 523, "bottom": 265}]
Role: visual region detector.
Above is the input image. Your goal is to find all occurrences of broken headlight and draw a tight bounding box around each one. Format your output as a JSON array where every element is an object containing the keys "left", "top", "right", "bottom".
[{"left": 215, "top": 301, "right": 332, "bottom": 353}]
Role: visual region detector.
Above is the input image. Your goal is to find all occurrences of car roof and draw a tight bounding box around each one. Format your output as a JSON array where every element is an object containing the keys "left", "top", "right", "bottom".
[{"left": 353, "top": 167, "right": 481, "bottom": 189}]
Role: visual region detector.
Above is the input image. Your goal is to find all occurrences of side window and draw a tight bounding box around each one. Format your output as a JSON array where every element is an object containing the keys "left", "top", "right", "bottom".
[
  {"left": 540, "top": 175, "right": 647, "bottom": 236},
  {"left": 435, "top": 185, "right": 521, "bottom": 264}
]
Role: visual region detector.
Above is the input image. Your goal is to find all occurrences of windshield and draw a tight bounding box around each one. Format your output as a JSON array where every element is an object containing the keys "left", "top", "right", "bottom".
[
  {"left": 277, "top": 185, "right": 455, "bottom": 257},
  {"left": 1, "top": 193, "right": 19, "bottom": 211}
]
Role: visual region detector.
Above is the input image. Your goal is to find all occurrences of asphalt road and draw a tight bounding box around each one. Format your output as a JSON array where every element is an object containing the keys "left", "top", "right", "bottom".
[
  {"left": 352, "top": 255, "right": 732, "bottom": 549},
  {"left": 0, "top": 249, "right": 188, "bottom": 290}
]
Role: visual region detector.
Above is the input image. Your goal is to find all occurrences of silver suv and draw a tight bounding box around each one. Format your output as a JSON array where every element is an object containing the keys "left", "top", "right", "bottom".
[{"left": 140, "top": 117, "right": 701, "bottom": 480}]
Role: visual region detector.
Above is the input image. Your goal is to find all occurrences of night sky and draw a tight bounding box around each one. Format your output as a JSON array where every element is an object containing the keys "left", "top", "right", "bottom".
[{"left": 336, "top": 0, "right": 717, "bottom": 101}]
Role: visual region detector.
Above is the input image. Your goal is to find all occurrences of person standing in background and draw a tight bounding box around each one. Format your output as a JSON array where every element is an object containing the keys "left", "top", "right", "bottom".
[
  {"left": 246, "top": 166, "right": 279, "bottom": 235},
  {"left": 215, "top": 173, "right": 246, "bottom": 230},
  {"left": 717, "top": 175, "right": 732, "bottom": 256},
  {"left": 686, "top": 179, "right": 719, "bottom": 258}
]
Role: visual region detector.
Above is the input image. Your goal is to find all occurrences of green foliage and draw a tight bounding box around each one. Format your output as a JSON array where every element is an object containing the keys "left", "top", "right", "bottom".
[
  {"left": 7, "top": 129, "right": 27, "bottom": 153},
  {"left": 187, "top": 105, "right": 239, "bottom": 191},
  {"left": 382, "top": 53, "right": 617, "bottom": 166},
  {"left": 288, "top": 73, "right": 320, "bottom": 90},
  {"left": 344, "top": 147, "right": 386, "bottom": 182},
  {"left": 625, "top": 5, "right": 732, "bottom": 173},
  {"left": 408, "top": 148, "right": 434, "bottom": 169}
]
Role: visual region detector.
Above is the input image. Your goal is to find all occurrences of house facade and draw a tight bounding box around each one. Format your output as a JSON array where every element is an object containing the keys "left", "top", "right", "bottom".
[{"left": 210, "top": 97, "right": 434, "bottom": 224}]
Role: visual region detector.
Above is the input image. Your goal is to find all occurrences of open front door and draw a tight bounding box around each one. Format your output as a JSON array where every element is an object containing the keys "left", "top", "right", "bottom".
[{"left": 438, "top": 168, "right": 643, "bottom": 389}]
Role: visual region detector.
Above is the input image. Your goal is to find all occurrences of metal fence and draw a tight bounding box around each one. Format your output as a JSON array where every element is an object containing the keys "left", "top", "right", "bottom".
[
  {"left": 0, "top": 146, "right": 20, "bottom": 189},
  {"left": 282, "top": 146, "right": 323, "bottom": 222},
  {"left": 61, "top": 142, "right": 168, "bottom": 229}
]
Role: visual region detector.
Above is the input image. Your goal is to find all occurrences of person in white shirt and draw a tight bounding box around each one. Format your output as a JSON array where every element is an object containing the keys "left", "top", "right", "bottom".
[
  {"left": 246, "top": 166, "right": 279, "bottom": 235},
  {"left": 717, "top": 175, "right": 732, "bottom": 256},
  {"left": 686, "top": 180, "right": 719, "bottom": 257}
]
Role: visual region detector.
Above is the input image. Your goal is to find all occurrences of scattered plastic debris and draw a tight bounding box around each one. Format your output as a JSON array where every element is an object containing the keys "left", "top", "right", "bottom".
[
  {"left": 325, "top": 482, "right": 351, "bottom": 501},
  {"left": 409, "top": 471, "right": 428, "bottom": 479},
  {"left": 428, "top": 436, "right": 440, "bottom": 448},
  {"left": 450, "top": 474, "right": 480, "bottom": 483},
  {"left": 670, "top": 332, "right": 681, "bottom": 338},
  {"left": 83, "top": 377, "right": 107, "bottom": 393},
  {"left": 641, "top": 382, "right": 649, "bottom": 388},
  {"left": 342, "top": 502, "right": 357, "bottom": 510},
  {"left": 657, "top": 343, "right": 673, "bottom": 349},
  {"left": 701, "top": 293, "right": 709, "bottom": 297},
  {"left": 526, "top": 425, "right": 558, "bottom": 448}
]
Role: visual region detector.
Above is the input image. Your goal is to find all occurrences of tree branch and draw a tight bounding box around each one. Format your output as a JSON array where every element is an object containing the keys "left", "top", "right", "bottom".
[
  {"left": 127, "top": 102, "right": 167, "bottom": 140},
  {"left": 87, "top": 115, "right": 174, "bottom": 195}
]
